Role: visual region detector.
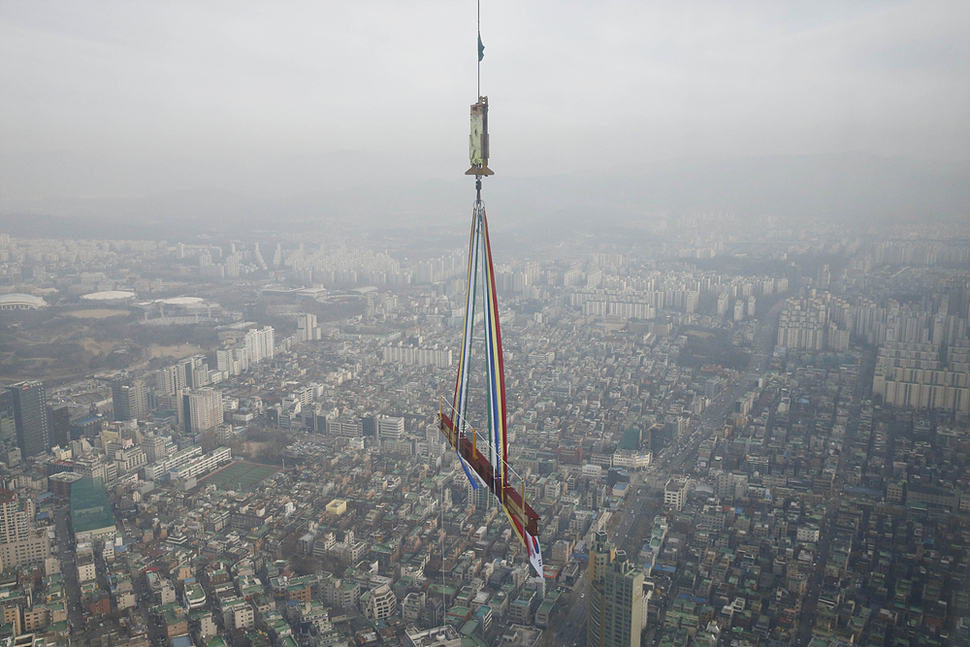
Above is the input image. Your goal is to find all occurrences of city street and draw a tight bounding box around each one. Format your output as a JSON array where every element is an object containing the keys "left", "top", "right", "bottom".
[
  {"left": 53, "top": 504, "right": 84, "bottom": 633},
  {"left": 542, "top": 297, "right": 784, "bottom": 647}
]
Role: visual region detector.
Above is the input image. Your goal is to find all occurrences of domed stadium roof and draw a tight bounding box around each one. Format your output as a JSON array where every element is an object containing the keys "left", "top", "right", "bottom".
[
  {"left": 80, "top": 291, "right": 137, "bottom": 302},
  {"left": 156, "top": 296, "right": 205, "bottom": 306},
  {"left": 0, "top": 293, "right": 47, "bottom": 310}
]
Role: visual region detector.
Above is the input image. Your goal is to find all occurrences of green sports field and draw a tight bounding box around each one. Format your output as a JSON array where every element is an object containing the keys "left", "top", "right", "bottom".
[{"left": 198, "top": 461, "right": 280, "bottom": 492}]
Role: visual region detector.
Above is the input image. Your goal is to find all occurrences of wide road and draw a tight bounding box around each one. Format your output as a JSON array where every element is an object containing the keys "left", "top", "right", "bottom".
[
  {"left": 542, "top": 570, "right": 589, "bottom": 647},
  {"left": 794, "top": 345, "right": 874, "bottom": 647},
  {"left": 542, "top": 302, "right": 784, "bottom": 647},
  {"left": 54, "top": 503, "right": 84, "bottom": 632},
  {"left": 661, "top": 298, "right": 783, "bottom": 475}
]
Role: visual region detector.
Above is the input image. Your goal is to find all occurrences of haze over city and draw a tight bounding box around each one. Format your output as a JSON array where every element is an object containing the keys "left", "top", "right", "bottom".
[
  {"left": 0, "top": 3, "right": 968, "bottom": 647},
  {"left": 2, "top": 1, "right": 968, "bottom": 218}
]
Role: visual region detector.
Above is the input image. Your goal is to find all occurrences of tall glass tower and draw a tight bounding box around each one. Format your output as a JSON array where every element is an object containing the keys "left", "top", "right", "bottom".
[
  {"left": 0, "top": 390, "right": 18, "bottom": 464},
  {"left": 5, "top": 381, "right": 50, "bottom": 459}
]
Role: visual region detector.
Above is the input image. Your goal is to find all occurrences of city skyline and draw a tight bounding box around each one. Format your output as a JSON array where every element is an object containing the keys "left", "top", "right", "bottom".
[
  {"left": 0, "top": 210, "right": 968, "bottom": 646},
  {"left": 1, "top": 2, "right": 969, "bottom": 645}
]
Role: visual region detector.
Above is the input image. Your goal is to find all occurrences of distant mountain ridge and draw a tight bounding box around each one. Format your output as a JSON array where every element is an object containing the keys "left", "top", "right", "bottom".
[{"left": 1, "top": 153, "right": 966, "bottom": 240}]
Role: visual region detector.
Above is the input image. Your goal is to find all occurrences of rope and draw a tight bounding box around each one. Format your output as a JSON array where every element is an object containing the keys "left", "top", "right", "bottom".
[
  {"left": 440, "top": 476, "right": 445, "bottom": 623},
  {"left": 477, "top": 0, "right": 481, "bottom": 98},
  {"left": 440, "top": 398, "right": 529, "bottom": 487}
]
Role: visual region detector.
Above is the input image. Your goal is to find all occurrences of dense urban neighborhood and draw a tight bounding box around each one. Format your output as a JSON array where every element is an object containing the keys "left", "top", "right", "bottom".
[{"left": 0, "top": 217, "right": 968, "bottom": 647}]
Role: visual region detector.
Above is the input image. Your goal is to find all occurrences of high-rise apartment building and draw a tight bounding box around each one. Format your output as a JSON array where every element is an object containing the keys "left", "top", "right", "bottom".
[
  {"left": 140, "top": 433, "right": 171, "bottom": 464},
  {"left": 112, "top": 380, "right": 149, "bottom": 421},
  {"left": 0, "top": 488, "right": 50, "bottom": 570},
  {"left": 180, "top": 388, "right": 223, "bottom": 434},
  {"left": 717, "top": 292, "right": 730, "bottom": 317},
  {"left": 0, "top": 488, "right": 31, "bottom": 544},
  {"left": 179, "top": 355, "right": 209, "bottom": 389},
  {"left": 297, "top": 313, "right": 319, "bottom": 342},
  {"left": 587, "top": 532, "right": 645, "bottom": 647},
  {"left": 0, "top": 390, "right": 18, "bottom": 464},
  {"left": 245, "top": 326, "right": 275, "bottom": 365},
  {"left": 157, "top": 364, "right": 183, "bottom": 396},
  {"left": 156, "top": 357, "right": 206, "bottom": 395},
  {"left": 468, "top": 478, "right": 494, "bottom": 512},
  {"left": 5, "top": 381, "right": 50, "bottom": 459},
  {"left": 217, "top": 346, "right": 250, "bottom": 377},
  {"left": 588, "top": 531, "right": 615, "bottom": 583}
]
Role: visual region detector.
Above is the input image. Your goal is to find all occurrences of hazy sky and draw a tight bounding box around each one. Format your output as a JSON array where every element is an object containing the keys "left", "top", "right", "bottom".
[{"left": 2, "top": 0, "right": 968, "bottom": 202}]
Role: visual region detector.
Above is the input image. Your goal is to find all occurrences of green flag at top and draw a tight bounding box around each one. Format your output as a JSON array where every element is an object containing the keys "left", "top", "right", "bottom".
[{"left": 478, "top": 33, "right": 485, "bottom": 61}]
